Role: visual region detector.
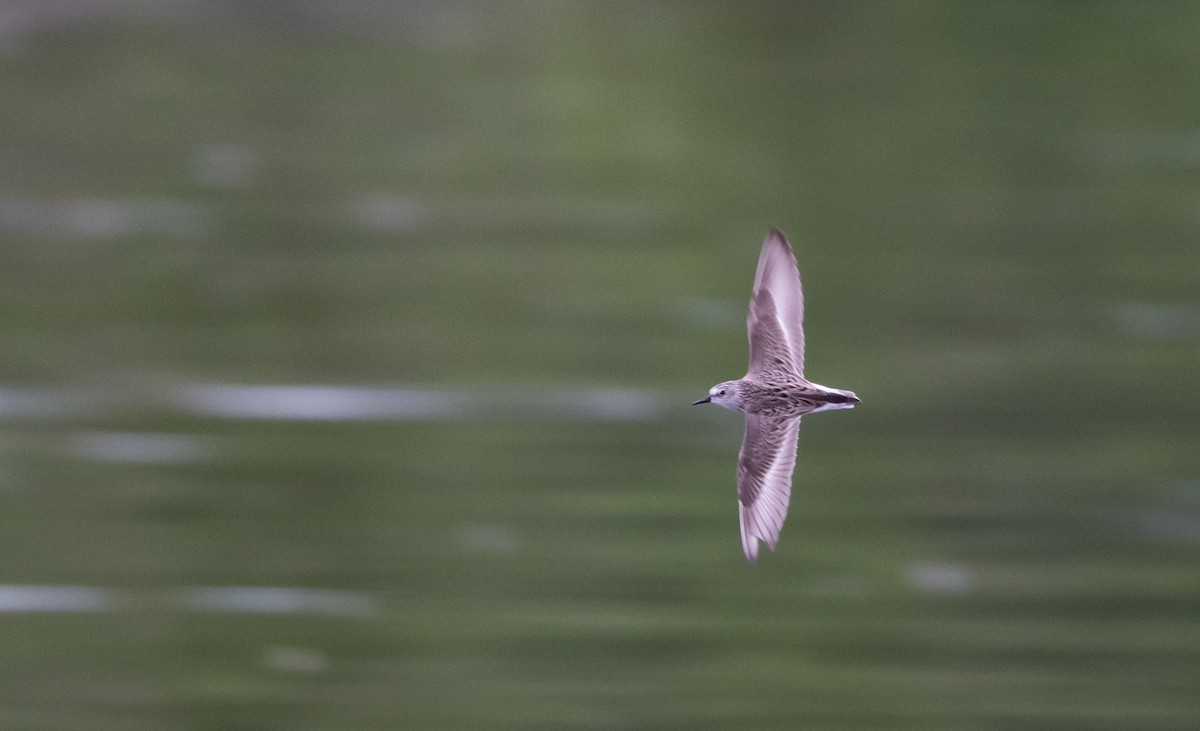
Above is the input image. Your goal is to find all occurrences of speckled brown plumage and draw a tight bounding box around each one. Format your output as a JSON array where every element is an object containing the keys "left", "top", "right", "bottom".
[{"left": 693, "top": 229, "right": 859, "bottom": 562}]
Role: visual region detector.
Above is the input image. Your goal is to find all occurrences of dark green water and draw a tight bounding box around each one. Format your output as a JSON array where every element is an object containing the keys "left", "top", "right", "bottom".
[{"left": 1, "top": 3, "right": 1198, "bottom": 729}]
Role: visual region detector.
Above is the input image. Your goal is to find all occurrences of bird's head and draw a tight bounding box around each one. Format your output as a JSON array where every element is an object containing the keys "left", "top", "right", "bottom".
[{"left": 692, "top": 380, "right": 747, "bottom": 412}]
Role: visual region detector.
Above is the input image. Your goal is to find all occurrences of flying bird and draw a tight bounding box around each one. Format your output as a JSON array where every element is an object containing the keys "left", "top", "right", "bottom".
[{"left": 693, "top": 229, "right": 859, "bottom": 562}]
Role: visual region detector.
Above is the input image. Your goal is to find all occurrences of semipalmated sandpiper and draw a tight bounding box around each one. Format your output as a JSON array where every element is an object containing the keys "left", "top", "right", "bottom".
[{"left": 694, "top": 229, "right": 859, "bottom": 562}]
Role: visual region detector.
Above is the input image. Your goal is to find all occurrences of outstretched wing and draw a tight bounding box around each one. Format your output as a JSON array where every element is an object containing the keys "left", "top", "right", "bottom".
[
  {"left": 746, "top": 229, "right": 805, "bottom": 377},
  {"left": 737, "top": 414, "right": 802, "bottom": 562}
]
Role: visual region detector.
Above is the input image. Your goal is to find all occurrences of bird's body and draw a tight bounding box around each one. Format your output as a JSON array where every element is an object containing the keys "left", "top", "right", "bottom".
[
  {"left": 693, "top": 229, "right": 859, "bottom": 562},
  {"left": 703, "top": 377, "right": 858, "bottom": 418}
]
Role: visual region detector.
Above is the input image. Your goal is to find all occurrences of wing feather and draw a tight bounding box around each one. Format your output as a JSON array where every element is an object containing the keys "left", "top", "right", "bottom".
[
  {"left": 737, "top": 414, "right": 802, "bottom": 562},
  {"left": 747, "top": 229, "right": 805, "bottom": 377}
]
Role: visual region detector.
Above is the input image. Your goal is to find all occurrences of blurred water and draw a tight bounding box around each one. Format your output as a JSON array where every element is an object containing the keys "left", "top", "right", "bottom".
[
  {"left": 0, "top": 2, "right": 1198, "bottom": 729},
  {"left": 0, "top": 584, "right": 377, "bottom": 617}
]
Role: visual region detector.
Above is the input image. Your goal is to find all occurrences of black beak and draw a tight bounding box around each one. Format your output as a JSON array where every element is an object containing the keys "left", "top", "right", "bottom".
[{"left": 692, "top": 396, "right": 711, "bottom": 405}]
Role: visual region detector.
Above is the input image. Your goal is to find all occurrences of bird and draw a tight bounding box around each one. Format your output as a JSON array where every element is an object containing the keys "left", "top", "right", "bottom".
[{"left": 693, "top": 229, "right": 859, "bottom": 562}]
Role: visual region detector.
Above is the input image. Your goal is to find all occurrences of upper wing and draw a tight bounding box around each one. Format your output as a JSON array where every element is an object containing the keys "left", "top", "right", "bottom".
[
  {"left": 746, "top": 229, "right": 805, "bottom": 377},
  {"left": 736, "top": 414, "right": 802, "bottom": 562}
]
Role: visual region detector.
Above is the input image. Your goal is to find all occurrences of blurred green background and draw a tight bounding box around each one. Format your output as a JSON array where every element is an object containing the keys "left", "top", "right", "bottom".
[{"left": 1, "top": 2, "right": 1198, "bottom": 729}]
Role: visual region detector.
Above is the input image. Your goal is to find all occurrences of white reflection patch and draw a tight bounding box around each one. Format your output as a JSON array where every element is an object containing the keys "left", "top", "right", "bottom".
[
  {"left": 168, "top": 383, "right": 665, "bottom": 422},
  {"left": 0, "top": 585, "right": 112, "bottom": 613},
  {"left": 180, "top": 587, "right": 379, "bottom": 618},
  {"left": 69, "top": 432, "right": 212, "bottom": 465},
  {"left": 0, "top": 585, "right": 378, "bottom": 618},
  {"left": 907, "top": 562, "right": 974, "bottom": 595}
]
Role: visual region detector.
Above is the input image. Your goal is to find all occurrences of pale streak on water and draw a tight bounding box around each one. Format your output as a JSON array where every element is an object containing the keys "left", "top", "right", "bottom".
[
  {"left": 0, "top": 563, "right": 977, "bottom": 616},
  {"left": 0, "top": 387, "right": 107, "bottom": 418},
  {"left": 0, "top": 383, "right": 667, "bottom": 423},
  {"left": 0, "top": 585, "right": 378, "bottom": 618},
  {"left": 168, "top": 384, "right": 476, "bottom": 421},
  {"left": 180, "top": 587, "right": 379, "bottom": 618},
  {"left": 349, "top": 194, "right": 427, "bottom": 234},
  {"left": 69, "top": 432, "right": 214, "bottom": 465},
  {"left": 189, "top": 143, "right": 259, "bottom": 188},
  {"left": 0, "top": 193, "right": 655, "bottom": 241},
  {"left": 906, "top": 562, "right": 975, "bottom": 595},
  {"left": 1114, "top": 303, "right": 1200, "bottom": 340},
  {"left": 167, "top": 383, "right": 668, "bottom": 422},
  {"left": 0, "top": 196, "right": 210, "bottom": 239},
  {"left": 0, "top": 585, "right": 112, "bottom": 613}
]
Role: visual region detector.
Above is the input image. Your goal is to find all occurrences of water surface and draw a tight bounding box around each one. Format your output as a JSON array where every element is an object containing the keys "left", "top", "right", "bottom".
[{"left": 0, "top": 3, "right": 1197, "bottom": 729}]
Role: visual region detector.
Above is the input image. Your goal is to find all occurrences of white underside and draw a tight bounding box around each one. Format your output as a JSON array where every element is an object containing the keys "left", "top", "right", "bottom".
[
  {"left": 808, "top": 401, "right": 857, "bottom": 414},
  {"left": 806, "top": 382, "right": 858, "bottom": 413}
]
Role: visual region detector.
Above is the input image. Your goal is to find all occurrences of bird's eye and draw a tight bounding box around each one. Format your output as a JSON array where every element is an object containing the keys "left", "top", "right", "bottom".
[{"left": 719, "top": 390, "right": 727, "bottom": 396}]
